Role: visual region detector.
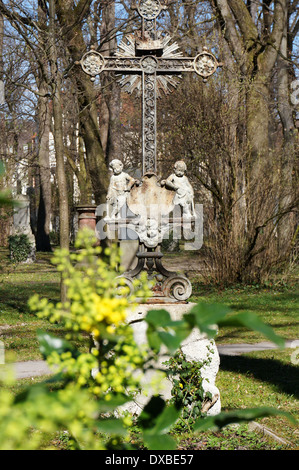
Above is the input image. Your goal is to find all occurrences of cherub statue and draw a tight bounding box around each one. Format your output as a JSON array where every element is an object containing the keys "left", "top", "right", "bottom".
[
  {"left": 161, "top": 160, "right": 195, "bottom": 217},
  {"left": 106, "top": 159, "right": 136, "bottom": 218}
]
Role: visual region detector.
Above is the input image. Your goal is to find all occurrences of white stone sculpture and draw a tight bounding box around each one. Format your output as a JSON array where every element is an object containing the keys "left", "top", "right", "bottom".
[
  {"left": 106, "top": 159, "right": 136, "bottom": 218},
  {"left": 161, "top": 160, "right": 195, "bottom": 218},
  {"left": 12, "top": 194, "right": 36, "bottom": 263}
]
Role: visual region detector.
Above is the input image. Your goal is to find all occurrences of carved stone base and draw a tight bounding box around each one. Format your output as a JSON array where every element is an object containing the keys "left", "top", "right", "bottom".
[
  {"left": 118, "top": 240, "right": 192, "bottom": 302},
  {"left": 118, "top": 303, "right": 221, "bottom": 417}
]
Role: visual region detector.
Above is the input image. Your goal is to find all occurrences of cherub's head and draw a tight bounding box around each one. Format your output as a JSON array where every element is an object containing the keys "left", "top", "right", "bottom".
[
  {"left": 109, "top": 159, "right": 123, "bottom": 175},
  {"left": 174, "top": 160, "right": 186, "bottom": 177}
]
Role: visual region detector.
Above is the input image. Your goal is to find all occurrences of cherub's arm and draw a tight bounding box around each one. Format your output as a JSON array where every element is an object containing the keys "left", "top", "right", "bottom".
[
  {"left": 125, "top": 173, "right": 136, "bottom": 191},
  {"left": 161, "top": 174, "right": 177, "bottom": 190}
]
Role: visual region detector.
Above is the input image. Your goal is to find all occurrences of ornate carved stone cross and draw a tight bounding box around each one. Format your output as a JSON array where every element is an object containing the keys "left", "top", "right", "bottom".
[
  {"left": 79, "top": 0, "right": 221, "bottom": 175},
  {"left": 78, "top": 0, "right": 221, "bottom": 302}
]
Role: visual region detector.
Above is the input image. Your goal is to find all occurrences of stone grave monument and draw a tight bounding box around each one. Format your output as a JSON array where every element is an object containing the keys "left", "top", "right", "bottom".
[
  {"left": 11, "top": 194, "right": 36, "bottom": 263},
  {"left": 78, "top": 0, "right": 222, "bottom": 416}
]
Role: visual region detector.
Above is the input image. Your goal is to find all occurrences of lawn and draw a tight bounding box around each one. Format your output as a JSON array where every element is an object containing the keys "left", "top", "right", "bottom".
[
  {"left": 0, "top": 248, "right": 61, "bottom": 361},
  {"left": 216, "top": 348, "right": 299, "bottom": 446},
  {"left": 191, "top": 282, "right": 299, "bottom": 344},
  {"left": 0, "top": 248, "right": 298, "bottom": 449}
]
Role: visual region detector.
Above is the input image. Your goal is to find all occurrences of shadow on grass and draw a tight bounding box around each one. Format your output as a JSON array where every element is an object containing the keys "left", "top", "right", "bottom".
[
  {"left": 227, "top": 292, "right": 299, "bottom": 314},
  {"left": 0, "top": 283, "right": 60, "bottom": 318},
  {"left": 217, "top": 322, "right": 299, "bottom": 344},
  {"left": 219, "top": 354, "right": 299, "bottom": 400}
]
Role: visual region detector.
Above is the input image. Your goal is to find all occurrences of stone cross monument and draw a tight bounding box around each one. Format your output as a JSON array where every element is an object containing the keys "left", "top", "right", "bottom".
[
  {"left": 78, "top": 0, "right": 221, "bottom": 303},
  {"left": 78, "top": 0, "right": 222, "bottom": 416}
]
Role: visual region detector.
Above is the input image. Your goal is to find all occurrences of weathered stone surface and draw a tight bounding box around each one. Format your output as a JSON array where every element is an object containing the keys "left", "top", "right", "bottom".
[
  {"left": 120, "top": 240, "right": 139, "bottom": 271},
  {"left": 12, "top": 194, "right": 36, "bottom": 263},
  {"left": 106, "top": 159, "right": 137, "bottom": 219},
  {"left": 161, "top": 160, "right": 195, "bottom": 218},
  {"left": 120, "top": 302, "right": 221, "bottom": 417}
]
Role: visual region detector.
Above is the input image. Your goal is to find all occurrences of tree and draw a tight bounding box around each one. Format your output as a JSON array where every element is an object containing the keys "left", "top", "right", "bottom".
[
  {"left": 157, "top": 0, "right": 298, "bottom": 283},
  {"left": 54, "top": 0, "right": 110, "bottom": 204},
  {"left": 48, "top": 0, "right": 69, "bottom": 256},
  {"left": 96, "top": 0, "right": 122, "bottom": 163},
  {"left": 35, "top": 0, "right": 52, "bottom": 252},
  {"left": 210, "top": 0, "right": 298, "bottom": 271},
  {"left": 276, "top": 0, "right": 298, "bottom": 251},
  {"left": 211, "top": 0, "right": 287, "bottom": 158},
  {"left": 0, "top": 0, "right": 67, "bottom": 252}
]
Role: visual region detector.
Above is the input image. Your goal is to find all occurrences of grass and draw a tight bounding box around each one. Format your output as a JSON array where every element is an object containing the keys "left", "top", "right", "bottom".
[
  {"left": 189, "top": 268, "right": 299, "bottom": 447},
  {"left": 0, "top": 248, "right": 88, "bottom": 361},
  {"left": 0, "top": 248, "right": 61, "bottom": 361},
  {"left": 190, "top": 281, "right": 299, "bottom": 345},
  {"left": 176, "top": 424, "right": 287, "bottom": 450},
  {"left": 0, "top": 248, "right": 298, "bottom": 449},
  {"left": 217, "top": 348, "right": 299, "bottom": 446}
]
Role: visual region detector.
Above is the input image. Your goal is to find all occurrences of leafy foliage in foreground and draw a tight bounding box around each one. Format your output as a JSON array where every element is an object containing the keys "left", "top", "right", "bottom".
[{"left": 0, "top": 230, "right": 296, "bottom": 450}]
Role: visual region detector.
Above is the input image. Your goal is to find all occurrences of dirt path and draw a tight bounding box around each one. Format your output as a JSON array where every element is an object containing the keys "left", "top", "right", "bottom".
[{"left": 163, "top": 252, "right": 203, "bottom": 274}]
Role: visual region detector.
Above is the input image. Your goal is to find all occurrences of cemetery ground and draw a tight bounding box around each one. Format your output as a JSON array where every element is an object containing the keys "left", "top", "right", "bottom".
[{"left": 0, "top": 247, "right": 298, "bottom": 450}]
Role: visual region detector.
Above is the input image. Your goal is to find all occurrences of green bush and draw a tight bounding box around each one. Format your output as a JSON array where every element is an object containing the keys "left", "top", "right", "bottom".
[
  {"left": 164, "top": 351, "right": 207, "bottom": 431},
  {"left": 8, "top": 234, "right": 33, "bottom": 263}
]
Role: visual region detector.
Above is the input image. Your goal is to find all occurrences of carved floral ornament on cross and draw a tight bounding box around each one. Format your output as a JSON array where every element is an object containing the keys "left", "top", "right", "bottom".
[
  {"left": 79, "top": 0, "right": 221, "bottom": 83},
  {"left": 80, "top": 47, "right": 219, "bottom": 82},
  {"left": 137, "top": 0, "right": 162, "bottom": 20}
]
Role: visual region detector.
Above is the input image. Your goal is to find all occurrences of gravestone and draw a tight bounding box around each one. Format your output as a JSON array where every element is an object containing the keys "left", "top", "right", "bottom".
[
  {"left": 12, "top": 194, "right": 36, "bottom": 263},
  {"left": 79, "top": 0, "right": 222, "bottom": 416}
]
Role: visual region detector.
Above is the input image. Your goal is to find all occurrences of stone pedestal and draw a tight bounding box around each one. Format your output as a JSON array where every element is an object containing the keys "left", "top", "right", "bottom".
[
  {"left": 121, "top": 302, "right": 221, "bottom": 417},
  {"left": 120, "top": 240, "right": 139, "bottom": 271}
]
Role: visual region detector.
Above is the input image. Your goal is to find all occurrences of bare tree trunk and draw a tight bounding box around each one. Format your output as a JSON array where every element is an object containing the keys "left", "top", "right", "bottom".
[
  {"left": 0, "top": 13, "right": 11, "bottom": 246},
  {"left": 36, "top": 1, "right": 52, "bottom": 251},
  {"left": 106, "top": 81, "right": 121, "bottom": 163},
  {"left": 49, "top": 0, "right": 69, "bottom": 299},
  {"left": 0, "top": 12, "right": 3, "bottom": 91},
  {"left": 99, "top": 0, "right": 121, "bottom": 163},
  {"left": 55, "top": 0, "right": 109, "bottom": 204},
  {"left": 78, "top": 134, "right": 93, "bottom": 203},
  {"left": 213, "top": 0, "right": 286, "bottom": 163},
  {"left": 36, "top": 88, "right": 52, "bottom": 251},
  {"left": 277, "top": 11, "right": 298, "bottom": 252}
]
